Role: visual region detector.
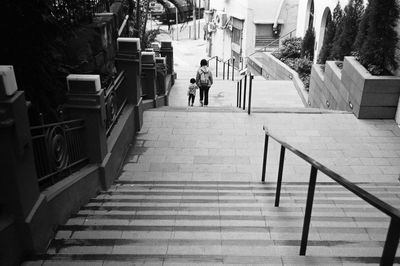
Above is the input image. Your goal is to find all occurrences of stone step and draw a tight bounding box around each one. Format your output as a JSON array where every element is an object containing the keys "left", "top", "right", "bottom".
[
  {"left": 25, "top": 254, "right": 400, "bottom": 266},
  {"left": 24, "top": 180, "right": 400, "bottom": 265}
]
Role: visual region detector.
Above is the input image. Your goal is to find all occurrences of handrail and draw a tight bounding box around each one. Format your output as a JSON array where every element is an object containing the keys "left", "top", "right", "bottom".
[
  {"left": 261, "top": 126, "right": 400, "bottom": 265},
  {"left": 263, "top": 126, "right": 400, "bottom": 219}
]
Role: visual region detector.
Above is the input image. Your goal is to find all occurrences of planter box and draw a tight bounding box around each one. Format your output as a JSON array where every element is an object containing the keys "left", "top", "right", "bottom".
[
  {"left": 342, "top": 56, "right": 400, "bottom": 119},
  {"left": 309, "top": 56, "right": 400, "bottom": 119}
]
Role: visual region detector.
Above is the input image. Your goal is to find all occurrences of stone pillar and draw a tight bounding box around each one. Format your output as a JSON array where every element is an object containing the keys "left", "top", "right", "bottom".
[
  {"left": 64, "top": 75, "right": 107, "bottom": 164},
  {"left": 0, "top": 66, "right": 52, "bottom": 256},
  {"left": 160, "top": 41, "right": 174, "bottom": 76},
  {"left": 115, "top": 37, "right": 142, "bottom": 105},
  {"left": 141, "top": 51, "right": 157, "bottom": 103},
  {"left": 156, "top": 57, "right": 167, "bottom": 96}
]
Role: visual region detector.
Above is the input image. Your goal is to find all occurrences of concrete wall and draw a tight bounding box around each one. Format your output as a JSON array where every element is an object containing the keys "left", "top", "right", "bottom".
[
  {"left": 309, "top": 57, "right": 400, "bottom": 119},
  {"left": 247, "top": 53, "right": 307, "bottom": 106}
]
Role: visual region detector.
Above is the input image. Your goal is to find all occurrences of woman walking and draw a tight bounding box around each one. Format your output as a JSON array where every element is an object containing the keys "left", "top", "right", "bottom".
[{"left": 196, "top": 59, "right": 213, "bottom": 106}]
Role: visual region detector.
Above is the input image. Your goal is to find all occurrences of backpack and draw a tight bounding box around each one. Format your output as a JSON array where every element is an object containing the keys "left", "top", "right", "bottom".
[{"left": 199, "top": 69, "right": 210, "bottom": 86}]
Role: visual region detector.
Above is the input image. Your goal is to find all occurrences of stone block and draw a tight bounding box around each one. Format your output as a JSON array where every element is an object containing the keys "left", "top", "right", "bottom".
[
  {"left": 364, "top": 78, "right": 400, "bottom": 94},
  {"left": 361, "top": 93, "right": 400, "bottom": 106},
  {"left": 358, "top": 106, "right": 397, "bottom": 119}
]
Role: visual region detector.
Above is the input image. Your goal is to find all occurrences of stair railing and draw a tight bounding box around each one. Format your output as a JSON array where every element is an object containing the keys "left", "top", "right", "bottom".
[
  {"left": 261, "top": 126, "right": 400, "bottom": 266},
  {"left": 236, "top": 73, "right": 254, "bottom": 115},
  {"left": 207, "top": 56, "right": 240, "bottom": 81}
]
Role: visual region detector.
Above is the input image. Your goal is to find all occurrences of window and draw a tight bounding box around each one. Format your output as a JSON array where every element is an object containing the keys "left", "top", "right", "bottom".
[{"left": 232, "top": 27, "right": 241, "bottom": 45}]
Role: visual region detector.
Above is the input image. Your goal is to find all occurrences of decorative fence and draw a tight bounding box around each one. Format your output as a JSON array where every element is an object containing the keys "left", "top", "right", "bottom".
[
  {"left": 30, "top": 119, "right": 88, "bottom": 190},
  {"left": 104, "top": 70, "right": 127, "bottom": 136}
]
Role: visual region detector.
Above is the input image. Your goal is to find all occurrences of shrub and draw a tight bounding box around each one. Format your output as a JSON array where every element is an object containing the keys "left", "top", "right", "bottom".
[
  {"left": 274, "top": 37, "right": 302, "bottom": 59},
  {"left": 357, "top": 0, "right": 399, "bottom": 74},
  {"left": 301, "top": 27, "right": 315, "bottom": 60},
  {"left": 295, "top": 58, "right": 313, "bottom": 89}
]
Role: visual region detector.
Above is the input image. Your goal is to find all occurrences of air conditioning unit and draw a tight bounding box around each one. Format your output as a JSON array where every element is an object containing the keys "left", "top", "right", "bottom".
[{"left": 213, "top": 11, "right": 228, "bottom": 28}]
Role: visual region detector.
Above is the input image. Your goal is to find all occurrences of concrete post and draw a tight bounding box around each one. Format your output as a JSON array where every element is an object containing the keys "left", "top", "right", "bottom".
[
  {"left": 160, "top": 41, "right": 174, "bottom": 76},
  {"left": 64, "top": 75, "right": 107, "bottom": 164},
  {"left": 115, "top": 38, "right": 142, "bottom": 105},
  {"left": 141, "top": 51, "right": 157, "bottom": 104},
  {"left": 0, "top": 66, "right": 52, "bottom": 258}
]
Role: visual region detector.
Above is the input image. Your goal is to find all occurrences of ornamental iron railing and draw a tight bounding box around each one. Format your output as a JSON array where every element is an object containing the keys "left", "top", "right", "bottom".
[
  {"left": 104, "top": 70, "right": 127, "bottom": 137},
  {"left": 30, "top": 119, "right": 88, "bottom": 190}
]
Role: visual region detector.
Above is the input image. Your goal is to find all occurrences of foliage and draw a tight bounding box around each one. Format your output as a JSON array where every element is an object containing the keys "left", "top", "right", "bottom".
[
  {"left": 273, "top": 38, "right": 312, "bottom": 89},
  {"left": 353, "top": 2, "right": 370, "bottom": 52},
  {"left": 0, "top": 0, "right": 72, "bottom": 123},
  {"left": 301, "top": 27, "right": 315, "bottom": 60},
  {"left": 330, "top": 0, "right": 364, "bottom": 60},
  {"left": 273, "top": 37, "right": 302, "bottom": 59},
  {"left": 356, "top": 0, "right": 399, "bottom": 74}
]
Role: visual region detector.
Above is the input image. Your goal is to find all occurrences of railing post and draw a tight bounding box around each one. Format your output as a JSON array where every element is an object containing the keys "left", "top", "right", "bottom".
[
  {"left": 236, "top": 82, "right": 239, "bottom": 107},
  {"left": 227, "top": 60, "right": 230, "bottom": 80},
  {"left": 0, "top": 66, "right": 52, "bottom": 259},
  {"left": 232, "top": 58, "right": 235, "bottom": 81},
  {"left": 65, "top": 75, "right": 108, "bottom": 164},
  {"left": 239, "top": 79, "right": 242, "bottom": 108},
  {"left": 248, "top": 74, "right": 253, "bottom": 115},
  {"left": 141, "top": 51, "right": 157, "bottom": 106},
  {"left": 223, "top": 63, "right": 225, "bottom": 80},
  {"left": 261, "top": 132, "right": 269, "bottom": 182},
  {"left": 275, "top": 145, "right": 286, "bottom": 207},
  {"left": 380, "top": 217, "right": 400, "bottom": 266},
  {"left": 215, "top": 56, "right": 218, "bottom": 78},
  {"left": 300, "top": 165, "right": 318, "bottom": 256},
  {"left": 116, "top": 38, "right": 142, "bottom": 105},
  {"left": 160, "top": 41, "right": 175, "bottom": 84},
  {"left": 243, "top": 75, "right": 247, "bottom": 110}
]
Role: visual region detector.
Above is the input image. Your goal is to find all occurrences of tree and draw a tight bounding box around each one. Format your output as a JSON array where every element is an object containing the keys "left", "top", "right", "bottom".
[
  {"left": 353, "top": 2, "right": 370, "bottom": 52},
  {"left": 330, "top": 0, "right": 364, "bottom": 60},
  {"left": 357, "top": 0, "right": 399, "bottom": 74},
  {"left": 301, "top": 27, "right": 315, "bottom": 60},
  {"left": 318, "top": 13, "right": 335, "bottom": 64}
]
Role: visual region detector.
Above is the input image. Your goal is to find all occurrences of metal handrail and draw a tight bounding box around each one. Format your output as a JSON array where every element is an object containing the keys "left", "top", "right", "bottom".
[
  {"left": 235, "top": 73, "right": 254, "bottom": 115},
  {"left": 261, "top": 126, "right": 400, "bottom": 265}
]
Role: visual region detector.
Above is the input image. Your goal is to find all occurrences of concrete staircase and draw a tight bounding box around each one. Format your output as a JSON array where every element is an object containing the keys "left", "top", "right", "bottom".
[{"left": 24, "top": 180, "right": 400, "bottom": 265}]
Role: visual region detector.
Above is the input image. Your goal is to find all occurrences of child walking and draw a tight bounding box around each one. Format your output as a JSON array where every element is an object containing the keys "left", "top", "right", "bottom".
[{"left": 187, "top": 78, "right": 198, "bottom": 106}]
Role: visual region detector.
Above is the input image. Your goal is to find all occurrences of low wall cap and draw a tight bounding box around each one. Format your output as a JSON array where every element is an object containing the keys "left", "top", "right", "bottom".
[
  {"left": 117, "top": 37, "right": 141, "bottom": 52},
  {"left": 67, "top": 74, "right": 101, "bottom": 93},
  {"left": 0, "top": 65, "right": 18, "bottom": 97}
]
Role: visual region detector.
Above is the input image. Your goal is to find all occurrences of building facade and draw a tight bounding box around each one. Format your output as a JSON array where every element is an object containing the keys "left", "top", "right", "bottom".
[{"left": 207, "top": 0, "right": 299, "bottom": 66}]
